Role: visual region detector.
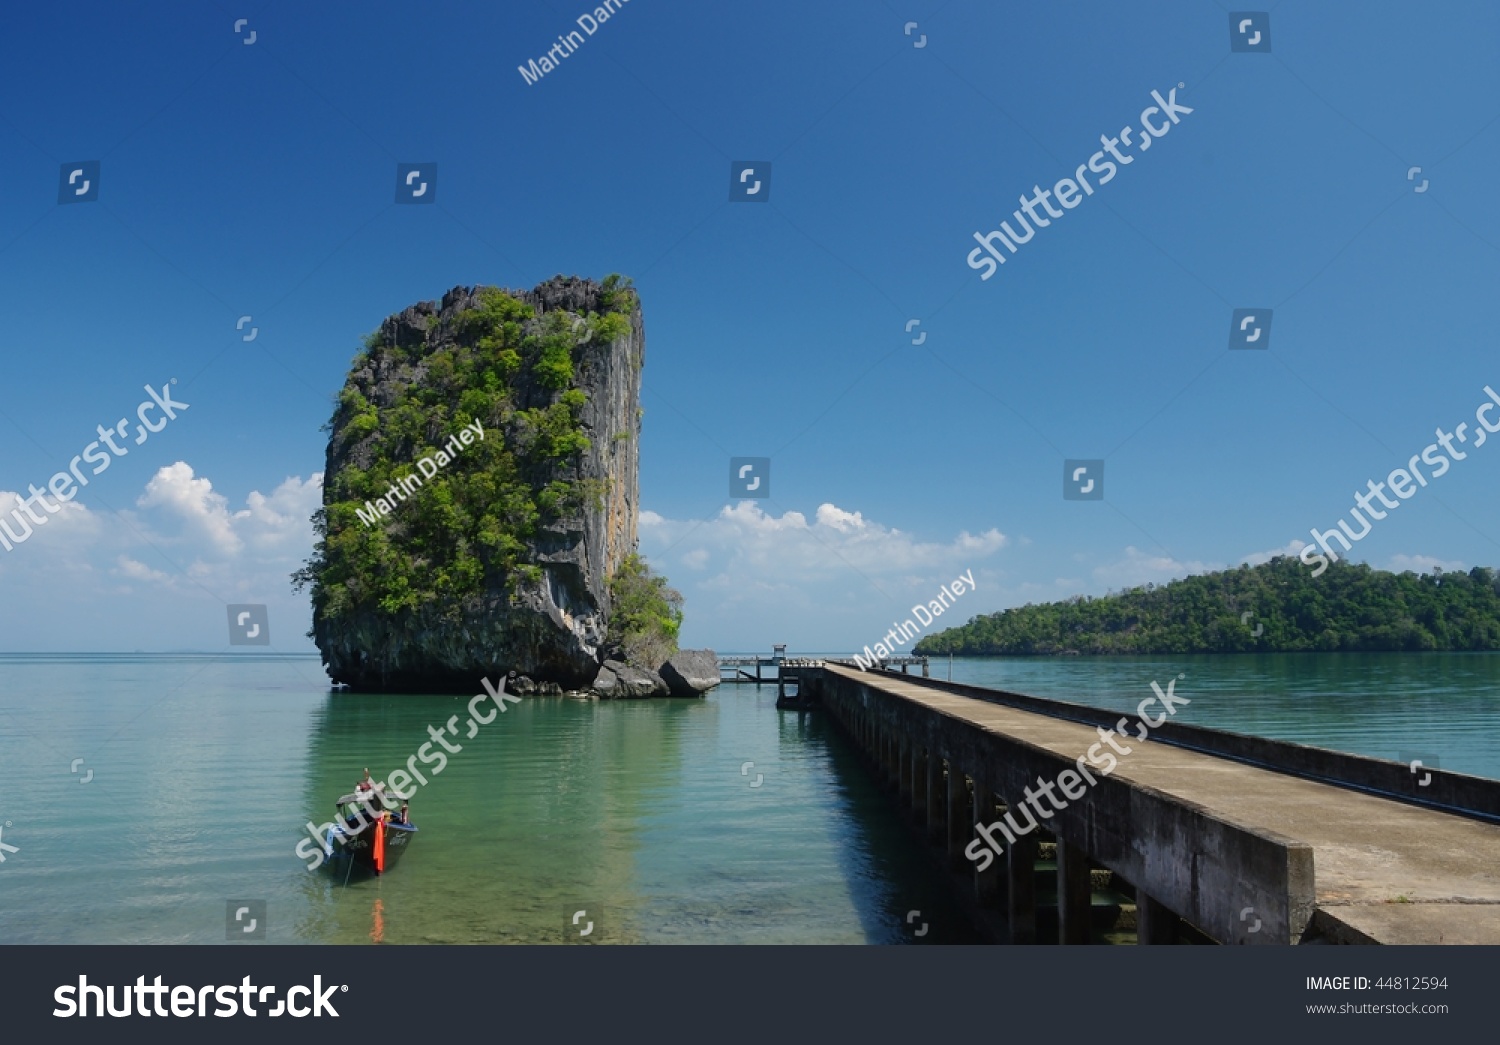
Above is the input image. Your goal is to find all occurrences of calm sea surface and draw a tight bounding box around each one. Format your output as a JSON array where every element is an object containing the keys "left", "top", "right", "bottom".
[
  {"left": 0, "top": 651, "right": 1495, "bottom": 945},
  {"left": 936, "top": 651, "right": 1500, "bottom": 778}
]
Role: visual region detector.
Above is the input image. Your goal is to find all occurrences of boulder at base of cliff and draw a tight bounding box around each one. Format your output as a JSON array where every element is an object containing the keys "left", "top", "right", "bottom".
[
  {"left": 592, "top": 660, "right": 667, "bottom": 699},
  {"left": 659, "top": 649, "right": 719, "bottom": 697},
  {"left": 506, "top": 674, "right": 564, "bottom": 696}
]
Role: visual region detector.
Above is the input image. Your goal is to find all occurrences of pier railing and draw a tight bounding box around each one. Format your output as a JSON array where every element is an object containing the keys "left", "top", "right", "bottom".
[{"left": 716, "top": 653, "right": 928, "bottom": 684}]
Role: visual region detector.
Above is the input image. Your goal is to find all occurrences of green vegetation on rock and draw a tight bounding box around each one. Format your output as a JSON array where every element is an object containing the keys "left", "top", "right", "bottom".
[
  {"left": 607, "top": 553, "right": 684, "bottom": 668},
  {"left": 293, "top": 280, "right": 636, "bottom": 627},
  {"left": 914, "top": 558, "right": 1500, "bottom": 656}
]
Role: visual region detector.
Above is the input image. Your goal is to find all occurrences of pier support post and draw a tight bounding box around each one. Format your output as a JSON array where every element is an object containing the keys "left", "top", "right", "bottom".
[
  {"left": 911, "top": 747, "right": 926, "bottom": 817},
  {"left": 974, "top": 786, "right": 1001, "bottom": 907},
  {"left": 925, "top": 751, "right": 943, "bottom": 841},
  {"left": 1006, "top": 833, "right": 1038, "bottom": 944},
  {"left": 1136, "top": 888, "right": 1181, "bottom": 945},
  {"left": 946, "top": 764, "right": 969, "bottom": 869},
  {"left": 1056, "top": 838, "right": 1093, "bottom": 945}
]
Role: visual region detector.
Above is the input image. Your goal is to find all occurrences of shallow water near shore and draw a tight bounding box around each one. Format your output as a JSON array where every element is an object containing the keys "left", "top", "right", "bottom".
[
  {"left": 0, "top": 651, "right": 1495, "bottom": 944},
  {"left": 0, "top": 653, "right": 973, "bottom": 944}
]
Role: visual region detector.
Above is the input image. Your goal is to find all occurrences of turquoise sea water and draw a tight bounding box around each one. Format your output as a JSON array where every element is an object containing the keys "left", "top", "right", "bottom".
[
  {"left": 0, "top": 651, "right": 1495, "bottom": 944},
  {"left": 0, "top": 654, "right": 972, "bottom": 945},
  {"left": 935, "top": 651, "right": 1500, "bottom": 779}
]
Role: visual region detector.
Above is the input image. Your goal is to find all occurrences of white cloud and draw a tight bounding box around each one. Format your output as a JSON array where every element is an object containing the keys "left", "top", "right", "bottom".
[
  {"left": 1090, "top": 546, "right": 1219, "bottom": 589},
  {"left": 815, "top": 504, "right": 865, "bottom": 533},
  {"left": 234, "top": 474, "right": 324, "bottom": 556},
  {"left": 1387, "top": 553, "right": 1466, "bottom": 574},
  {"left": 113, "top": 555, "right": 171, "bottom": 583},
  {"left": 135, "top": 461, "right": 243, "bottom": 556},
  {"left": 108, "top": 464, "right": 323, "bottom": 588},
  {"left": 640, "top": 501, "right": 1007, "bottom": 649},
  {"left": 0, "top": 489, "right": 101, "bottom": 552},
  {"left": 642, "top": 501, "right": 1006, "bottom": 582},
  {"left": 0, "top": 463, "right": 323, "bottom": 650},
  {"left": 1240, "top": 539, "right": 1307, "bottom": 566}
]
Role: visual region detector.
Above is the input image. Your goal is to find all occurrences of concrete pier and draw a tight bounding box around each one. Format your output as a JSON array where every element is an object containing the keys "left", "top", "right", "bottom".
[
  {"left": 945, "top": 762, "right": 968, "bottom": 870},
  {"left": 1055, "top": 839, "right": 1093, "bottom": 945},
  {"left": 799, "top": 662, "right": 1500, "bottom": 945},
  {"left": 1006, "top": 834, "right": 1039, "bottom": 944},
  {"left": 924, "top": 749, "right": 943, "bottom": 842},
  {"left": 1136, "top": 888, "right": 1181, "bottom": 945}
]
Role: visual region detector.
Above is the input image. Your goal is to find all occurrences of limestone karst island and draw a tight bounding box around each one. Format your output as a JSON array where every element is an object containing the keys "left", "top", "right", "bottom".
[{"left": 293, "top": 274, "right": 716, "bottom": 699}]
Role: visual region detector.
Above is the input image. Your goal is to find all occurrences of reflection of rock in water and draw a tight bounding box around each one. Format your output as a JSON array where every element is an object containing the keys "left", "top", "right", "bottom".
[{"left": 294, "top": 690, "right": 698, "bottom": 944}]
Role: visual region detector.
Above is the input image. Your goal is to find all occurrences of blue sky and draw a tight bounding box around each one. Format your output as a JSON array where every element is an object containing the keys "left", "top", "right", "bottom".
[{"left": 0, "top": 0, "right": 1496, "bottom": 655}]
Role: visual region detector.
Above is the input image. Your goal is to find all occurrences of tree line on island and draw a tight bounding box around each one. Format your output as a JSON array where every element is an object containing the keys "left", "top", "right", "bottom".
[{"left": 912, "top": 557, "right": 1500, "bottom": 656}]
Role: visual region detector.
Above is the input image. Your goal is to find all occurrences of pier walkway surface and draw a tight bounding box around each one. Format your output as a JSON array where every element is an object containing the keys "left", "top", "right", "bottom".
[{"left": 809, "top": 663, "right": 1500, "bottom": 944}]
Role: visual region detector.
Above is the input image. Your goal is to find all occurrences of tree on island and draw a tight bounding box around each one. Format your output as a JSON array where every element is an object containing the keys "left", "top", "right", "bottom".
[
  {"left": 912, "top": 558, "right": 1500, "bottom": 656},
  {"left": 607, "top": 553, "right": 683, "bottom": 668}
]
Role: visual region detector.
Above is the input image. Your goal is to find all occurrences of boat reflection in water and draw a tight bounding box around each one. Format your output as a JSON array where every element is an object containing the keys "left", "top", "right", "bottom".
[
  {"left": 323, "top": 784, "right": 418, "bottom": 879},
  {"left": 370, "top": 897, "right": 385, "bottom": 944}
]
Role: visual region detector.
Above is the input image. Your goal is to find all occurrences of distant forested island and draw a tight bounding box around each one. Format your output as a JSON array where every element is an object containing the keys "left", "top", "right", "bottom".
[{"left": 912, "top": 558, "right": 1500, "bottom": 655}]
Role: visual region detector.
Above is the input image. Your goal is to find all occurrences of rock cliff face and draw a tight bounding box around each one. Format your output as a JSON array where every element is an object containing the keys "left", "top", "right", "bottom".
[{"left": 302, "top": 276, "right": 644, "bottom": 692}]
